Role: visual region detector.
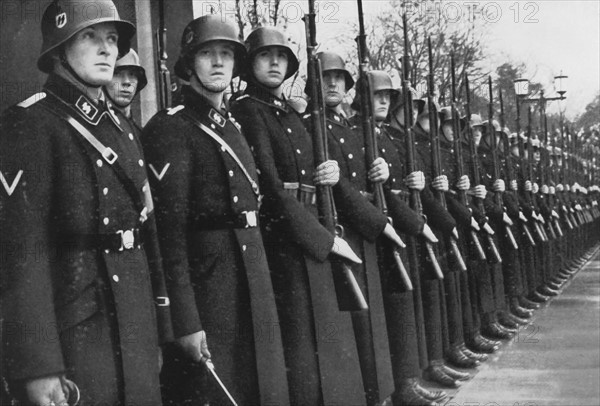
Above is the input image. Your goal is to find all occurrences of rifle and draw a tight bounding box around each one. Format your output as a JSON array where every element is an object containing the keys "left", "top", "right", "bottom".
[
  {"left": 450, "top": 54, "right": 488, "bottom": 259},
  {"left": 304, "top": 1, "right": 367, "bottom": 310},
  {"left": 464, "top": 75, "right": 502, "bottom": 263},
  {"left": 399, "top": 16, "right": 444, "bottom": 279},
  {"left": 526, "top": 107, "right": 549, "bottom": 241},
  {"left": 487, "top": 77, "right": 518, "bottom": 249},
  {"left": 425, "top": 39, "right": 467, "bottom": 272},
  {"left": 156, "top": 0, "right": 172, "bottom": 109},
  {"left": 355, "top": 0, "right": 412, "bottom": 290},
  {"left": 549, "top": 126, "right": 564, "bottom": 236},
  {"left": 538, "top": 100, "right": 558, "bottom": 239},
  {"left": 499, "top": 88, "right": 536, "bottom": 246}
]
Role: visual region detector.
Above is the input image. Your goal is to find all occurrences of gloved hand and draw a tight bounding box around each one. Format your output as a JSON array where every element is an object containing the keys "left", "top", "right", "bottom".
[
  {"left": 470, "top": 185, "right": 487, "bottom": 199},
  {"left": 541, "top": 184, "right": 549, "bottom": 194},
  {"left": 368, "top": 157, "right": 389, "bottom": 183},
  {"left": 405, "top": 171, "right": 425, "bottom": 191},
  {"left": 493, "top": 179, "right": 505, "bottom": 192},
  {"left": 532, "top": 182, "right": 539, "bottom": 194},
  {"left": 556, "top": 184, "right": 564, "bottom": 192},
  {"left": 314, "top": 160, "right": 339, "bottom": 186},
  {"left": 432, "top": 175, "right": 449, "bottom": 192},
  {"left": 510, "top": 179, "right": 518, "bottom": 191},
  {"left": 456, "top": 175, "right": 471, "bottom": 191},
  {"left": 525, "top": 180, "right": 533, "bottom": 192}
]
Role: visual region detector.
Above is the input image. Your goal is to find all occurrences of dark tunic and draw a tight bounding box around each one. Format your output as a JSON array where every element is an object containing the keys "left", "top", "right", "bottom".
[
  {"left": 141, "top": 86, "right": 289, "bottom": 406},
  {"left": 231, "top": 84, "right": 365, "bottom": 406},
  {"left": 0, "top": 74, "right": 170, "bottom": 405}
]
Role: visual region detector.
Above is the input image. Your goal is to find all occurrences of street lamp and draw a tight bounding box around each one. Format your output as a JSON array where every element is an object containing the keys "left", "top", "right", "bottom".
[
  {"left": 554, "top": 73, "right": 568, "bottom": 97},
  {"left": 514, "top": 78, "right": 530, "bottom": 97}
]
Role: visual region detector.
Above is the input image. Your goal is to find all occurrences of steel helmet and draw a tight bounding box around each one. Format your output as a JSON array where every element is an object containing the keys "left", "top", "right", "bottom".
[
  {"left": 38, "top": 0, "right": 135, "bottom": 73},
  {"left": 174, "top": 15, "right": 246, "bottom": 80},
  {"left": 390, "top": 86, "right": 424, "bottom": 114},
  {"left": 317, "top": 52, "right": 354, "bottom": 90},
  {"left": 439, "top": 106, "right": 454, "bottom": 123},
  {"left": 245, "top": 26, "right": 299, "bottom": 80},
  {"left": 114, "top": 49, "right": 147, "bottom": 92},
  {"left": 350, "top": 70, "right": 398, "bottom": 111}
]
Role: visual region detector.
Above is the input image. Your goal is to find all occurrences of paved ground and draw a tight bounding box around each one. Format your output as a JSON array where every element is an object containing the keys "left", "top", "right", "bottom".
[{"left": 446, "top": 249, "right": 600, "bottom": 406}]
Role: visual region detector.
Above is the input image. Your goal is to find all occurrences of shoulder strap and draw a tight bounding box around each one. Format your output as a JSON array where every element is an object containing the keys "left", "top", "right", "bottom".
[
  {"left": 179, "top": 109, "right": 261, "bottom": 198},
  {"left": 37, "top": 99, "right": 147, "bottom": 221}
]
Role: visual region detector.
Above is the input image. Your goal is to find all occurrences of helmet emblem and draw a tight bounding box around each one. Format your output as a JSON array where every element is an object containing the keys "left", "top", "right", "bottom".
[
  {"left": 185, "top": 30, "right": 194, "bottom": 45},
  {"left": 56, "top": 12, "right": 67, "bottom": 28}
]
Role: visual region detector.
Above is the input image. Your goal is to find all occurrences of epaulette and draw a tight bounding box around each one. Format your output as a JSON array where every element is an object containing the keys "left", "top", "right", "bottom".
[
  {"left": 167, "top": 105, "right": 185, "bottom": 116},
  {"left": 17, "top": 92, "right": 47, "bottom": 108}
]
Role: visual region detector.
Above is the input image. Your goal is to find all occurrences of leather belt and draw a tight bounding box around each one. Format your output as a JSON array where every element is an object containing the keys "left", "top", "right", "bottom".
[
  {"left": 60, "top": 228, "right": 142, "bottom": 252},
  {"left": 283, "top": 182, "right": 316, "bottom": 205},
  {"left": 197, "top": 210, "right": 259, "bottom": 230}
]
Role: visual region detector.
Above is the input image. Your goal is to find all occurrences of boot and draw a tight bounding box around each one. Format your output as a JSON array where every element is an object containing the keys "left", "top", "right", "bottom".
[
  {"left": 446, "top": 345, "right": 480, "bottom": 369},
  {"left": 440, "top": 364, "right": 472, "bottom": 381},
  {"left": 510, "top": 298, "right": 534, "bottom": 319},
  {"left": 423, "top": 360, "right": 461, "bottom": 388},
  {"left": 459, "top": 343, "right": 488, "bottom": 363},
  {"left": 468, "top": 334, "right": 499, "bottom": 354},
  {"left": 538, "top": 285, "right": 559, "bottom": 297},
  {"left": 529, "top": 290, "right": 550, "bottom": 303},
  {"left": 391, "top": 378, "right": 441, "bottom": 406},
  {"left": 519, "top": 296, "right": 541, "bottom": 310},
  {"left": 482, "top": 321, "right": 515, "bottom": 340}
]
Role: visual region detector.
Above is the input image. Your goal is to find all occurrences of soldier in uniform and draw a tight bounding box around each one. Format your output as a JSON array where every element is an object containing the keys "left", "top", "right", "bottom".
[
  {"left": 105, "top": 48, "right": 147, "bottom": 131},
  {"left": 231, "top": 27, "right": 367, "bottom": 405},
  {"left": 141, "top": 16, "right": 289, "bottom": 406},
  {"left": 318, "top": 58, "right": 446, "bottom": 405},
  {"left": 0, "top": 1, "right": 171, "bottom": 404}
]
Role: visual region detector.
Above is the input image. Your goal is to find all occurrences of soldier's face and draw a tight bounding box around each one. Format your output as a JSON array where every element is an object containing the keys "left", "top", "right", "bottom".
[
  {"left": 441, "top": 123, "right": 454, "bottom": 141},
  {"left": 322, "top": 71, "right": 346, "bottom": 107},
  {"left": 106, "top": 68, "right": 138, "bottom": 107},
  {"left": 192, "top": 41, "right": 235, "bottom": 93},
  {"left": 372, "top": 90, "right": 391, "bottom": 123},
  {"left": 252, "top": 46, "right": 289, "bottom": 88},
  {"left": 471, "top": 127, "right": 483, "bottom": 147},
  {"left": 64, "top": 22, "right": 119, "bottom": 86}
]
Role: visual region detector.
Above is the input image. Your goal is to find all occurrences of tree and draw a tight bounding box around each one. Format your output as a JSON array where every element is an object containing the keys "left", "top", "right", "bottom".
[{"left": 575, "top": 93, "right": 600, "bottom": 133}]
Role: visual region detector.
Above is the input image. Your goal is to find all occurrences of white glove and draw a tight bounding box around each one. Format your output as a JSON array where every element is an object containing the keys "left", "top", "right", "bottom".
[
  {"left": 556, "top": 184, "right": 564, "bottom": 192},
  {"left": 510, "top": 179, "right": 518, "bottom": 191},
  {"left": 405, "top": 171, "right": 425, "bottom": 191},
  {"left": 549, "top": 186, "right": 556, "bottom": 195},
  {"left": 525, "top": 180, "right": 533, "bottom": 192},
  {"left": 493, "top": 179, "right": 506, "bottom": 192},
  {"left": 471, "top": 185, "right": 487, "bottom": 199},
  {"left": 432, "top": 175, "right": 449, "bottom": 192},
  {"left": 541, "top": 184, "right": 549, "bottom": 194},
  {"left": 532, "top": 183, "right": 539, "bottom": 194},
  {"left": 456, "top": 175, "right": 471, "bottom": 191}
]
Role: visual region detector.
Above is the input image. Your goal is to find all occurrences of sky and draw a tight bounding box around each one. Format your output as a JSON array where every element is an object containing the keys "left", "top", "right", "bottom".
[{"left": 193, "top": 0, "right": 599, "bottom": 120}]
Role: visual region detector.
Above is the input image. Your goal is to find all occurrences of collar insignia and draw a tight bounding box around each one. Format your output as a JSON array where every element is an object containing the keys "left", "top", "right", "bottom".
[
  {"left": 75, "top": 95, "right": 99, "bottom": 122},
  {"left": 209, "top": 108, "right": 226, "bottom": 127}
]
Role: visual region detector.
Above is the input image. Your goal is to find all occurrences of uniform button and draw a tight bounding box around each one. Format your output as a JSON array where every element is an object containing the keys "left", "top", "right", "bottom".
[
  {"left": 233, "top": 196, "right": 239, "bottom": 203},
  {"left": 97, "top": 159, "right": 103, "bottom": 167},
  {"left": 392, "top": 178, "right": 396, "bottom": 183},
  {"left": 340, "top": 138, "right": 345, "bottom": 143},
  {"left": 287, "top": 128, "right": 292, "bottom": 133},
  {"left": 229, "top": 170, "right": 234, "bottom": 177},
  {"left": 128, "top": 133, "right": 134, "bottom": 141},
  {"left": 142, "top": 185, "right": 148, "bottom": 192},
  {"left": 221, "top": 146, "right": 226, "bottom": 152},
  {"left": 301, "top": 169, "right": 306, "bottom": 175},
  {"left": 348, "top": 154, "right": 353, "bottom": 159},
  {"left": 103, "top": 187, "right": 108, "bottom": 195},
  {"left": 276, "top": 111, "right": 280, "bottom": 116},
  {"left": 103, "top": 217, "right": 109, "bottom": 225},
  {"left": 382, "top": 148, "right": 386, "bottom": 153},
  {"left": 296, "top": 149, "right": 301, "bottom": 154},
  {"left": 389, "top": 163, "right": 393, "bottom": 167},
  {"left": 352, "top": 172, "right": 357, "bottom": 177},
  {"left": 113, "top": 275, "right": 119, "bottom": 282},
  {"left": 105, "top": 249, "right": 110, "bottom": 254},
  {"left": 211, "top": 124, "right": 216, "bottom": 129},
  {"left": 328, "top": 125, "right": 332, "bottom": 130},
  {"left": 138, "top": 159, "right": 144, "bottom": 167},
  {"left": 242, "top": 245, "right": 247, "bottom": 251}
]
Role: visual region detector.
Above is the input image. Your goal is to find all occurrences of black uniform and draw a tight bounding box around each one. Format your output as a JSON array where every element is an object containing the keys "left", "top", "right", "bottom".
[
  {"left": 0, "top": 74, "right": 171, "bottom": 405},
  {"left": 141, "top": 86, "right": 289, "bottom": 406}
]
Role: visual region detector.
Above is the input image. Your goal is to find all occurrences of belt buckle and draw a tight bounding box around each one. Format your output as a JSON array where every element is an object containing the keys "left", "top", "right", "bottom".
[
  {"left": 243, "top": 211, "right": 257, "bottom": 228},
  {"left": 155, "top": 296, "right": 170, "bottom": 307},
  {"left": 102, "top": 147, "right": 118, "bottom": 165},
  {"left": 116, "top": 229, "right": 135, "bottom": 251}
]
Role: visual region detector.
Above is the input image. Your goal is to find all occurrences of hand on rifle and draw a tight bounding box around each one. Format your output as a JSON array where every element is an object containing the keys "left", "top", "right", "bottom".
[
  {"left": 470, "top": 217, "right": 481, "bottom": 231},
  {"left": 541, "top": 184, "right": 549, "bottom": 194},
  {"left": 493, "top": 179, "right": 505, "bottom": 192},
  {"left": 25, "top": 375, "right": 68, "bottom": 406},
  {"left": 331, "top": 236, "right": 362, "bottom": 264},
  {"left": 456, "top": 175, "right": 471, "bottom": 191},
  {"left": 420, "top": 223, "right": 439, "bottom": 243},
  {"left": 368, "top": 157, "right": 389, "bottom": 183},
  {"left": 470, "top": 185, "right": 487, "bottom": 199},
  {"left": 510, "top": 180, "right": 518, "bottom": 191},
  {"left": 549, "top": 186, "right": 556, "bottom": 195},
  {"left": 502, "top": 212, "right": 514, "bottom": 226},
  {"left": 532, "top": 182, "right": 539, "bottom": 194},
  {"left": 556, "top": 183, "right": 564, "bottom": 192},
  {"left": 176, "top": 330, "right": 211, "bottom": 362},
  {"left": 525, "top": 180, "right": 533, "bottom": 192},
  {"left": 383, "top": 223, "right": 406, "bottom": 248},
  {"left": 314, "top": 160, "right": 339, "bottom": 186},
  {"left": 405, "top": 171, "right": 425, "bottom": 191},
  {"left": 432, "top": 175, "right": 449, "bottom": 192}
]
